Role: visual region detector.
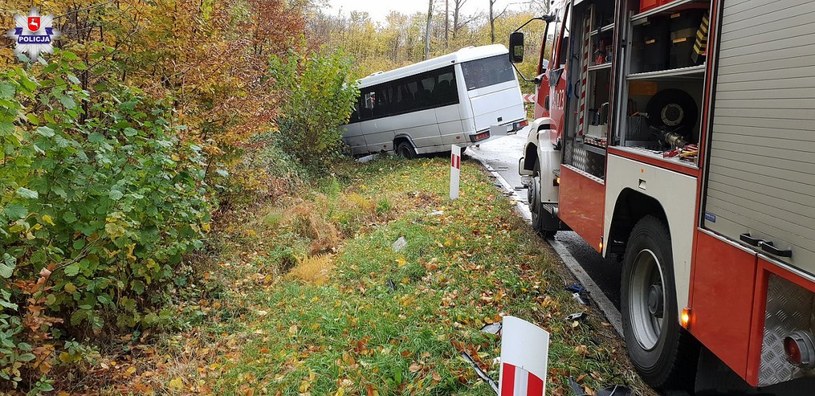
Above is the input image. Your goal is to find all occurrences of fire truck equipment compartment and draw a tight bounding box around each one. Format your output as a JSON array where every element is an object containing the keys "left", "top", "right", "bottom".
[
  {"left": 639, "top": 0, "right": 671, "bottom": 13},
  {"left": 640, "top": 19, "right": 670, "bottom": 72},
  {"left": 646, "top": 89, "right": 698, "bottom": 135},
  {"left": 669, "top": 11, "right": 706, "bottom": 68}
]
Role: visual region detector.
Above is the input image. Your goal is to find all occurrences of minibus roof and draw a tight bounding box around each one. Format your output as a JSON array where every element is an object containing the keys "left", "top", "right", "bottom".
[{"left": 358, "top": 44, "right": 508, "bottom": 88}]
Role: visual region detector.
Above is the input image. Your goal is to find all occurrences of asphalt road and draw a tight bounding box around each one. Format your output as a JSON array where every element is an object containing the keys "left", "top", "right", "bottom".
[{"left": 467, "top": 132, "right": 623, "bottom": 309}]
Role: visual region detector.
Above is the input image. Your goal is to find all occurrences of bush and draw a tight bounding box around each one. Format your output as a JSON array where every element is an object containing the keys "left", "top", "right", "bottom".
[
  {"left": 219, "top": 133, "right": 308, "bottom": 208},
  {"left": 0, "top": 52, "right": 212, "bottom": 389},
  {"left": 270, "top": 48, "right": 358, "bottom": 170}
]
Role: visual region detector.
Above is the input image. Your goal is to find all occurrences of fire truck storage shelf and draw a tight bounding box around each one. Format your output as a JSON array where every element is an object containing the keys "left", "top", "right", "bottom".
[
  {"left": 567, "top": 0, "right": 710, "bottom": 178},
  {"left": 590, "top": 23, "right": 615, "bottom": 36},
  {"left": 627, "top": 64, "right": 705, "bottom": 80},
  {"left": 619, "top": 0, "right": 709, "bottom": 165}
]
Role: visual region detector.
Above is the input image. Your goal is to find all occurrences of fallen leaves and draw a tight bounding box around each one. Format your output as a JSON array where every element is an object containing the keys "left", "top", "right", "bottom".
[
  {"left": 168, "top": 377, "right": 184, "bottom": 391},
  {"left": 74, "top": 158, "right": 649, "bottom": 395}
]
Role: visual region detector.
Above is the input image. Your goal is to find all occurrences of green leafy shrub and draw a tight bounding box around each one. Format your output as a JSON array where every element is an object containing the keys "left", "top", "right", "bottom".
[
  {"left": 219, "top": 132, "right": 307, "bottom": 207},
  {"left": 0, "top": 52, "right": 212, "bottom": 389},
  {"left": 269, "top": 48, "right": 358, "bottom": 170}
]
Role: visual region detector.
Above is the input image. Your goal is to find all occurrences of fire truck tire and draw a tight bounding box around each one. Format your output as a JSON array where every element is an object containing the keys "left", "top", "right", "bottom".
[
  {"left": 529, "top": 162, "right": 558, "bottom": 239},
  {"left": 396, "top": 141, "right": 416, "bottom": 159},
  {"left": 621, "top": 216, "right": 698, "bottom": 390}
]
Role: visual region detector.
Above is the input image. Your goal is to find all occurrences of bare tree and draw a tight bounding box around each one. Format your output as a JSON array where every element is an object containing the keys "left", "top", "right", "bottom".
[
  {"left": 489, "top": 0, "right": 496, "bottom": 43},
  {"left": 452, "top": 0, "right": 475, "bottom": 39},
  {"left": 489, "top": 0, "right": 511, "bottom": 44},
  {"left": 425, "top": 0, "right": 433, "bottom": 59},
  {"left": 527, "top": 0, "right": 550, "bottom": 15},
  {"left": 444, "top": 0, "right": 449, "bottom": 49}
]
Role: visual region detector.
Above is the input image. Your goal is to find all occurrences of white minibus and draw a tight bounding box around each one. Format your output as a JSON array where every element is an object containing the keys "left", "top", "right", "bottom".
[{"left": 343, "top": 44, "right": 527, "bottom": 158}]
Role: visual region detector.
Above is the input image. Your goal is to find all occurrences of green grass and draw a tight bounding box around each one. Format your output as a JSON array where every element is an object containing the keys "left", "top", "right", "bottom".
[{"left": 129, "top": 157, "right": 649, "bottom": 395}]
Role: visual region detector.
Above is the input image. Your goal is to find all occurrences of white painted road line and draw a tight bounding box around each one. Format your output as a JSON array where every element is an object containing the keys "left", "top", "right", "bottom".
[{"left": 466, "top": 150, "right": 624, "bottom": 337}]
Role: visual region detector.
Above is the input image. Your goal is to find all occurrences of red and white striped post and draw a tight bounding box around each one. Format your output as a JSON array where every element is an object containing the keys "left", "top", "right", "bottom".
[
  {"left": 450, "top": 145, "right": 461, "bottom": 200},
  {"left": 498, "top": 316, "right": 550, "bottom": 396}
]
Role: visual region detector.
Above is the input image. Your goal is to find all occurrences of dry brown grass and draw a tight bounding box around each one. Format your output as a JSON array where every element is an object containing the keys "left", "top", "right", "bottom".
[
  {"left": 282, "top": 199, "right": 340, "bottom": 255},
  {"left": 286, "top": 254, "right": 334, "bottom": 285}
]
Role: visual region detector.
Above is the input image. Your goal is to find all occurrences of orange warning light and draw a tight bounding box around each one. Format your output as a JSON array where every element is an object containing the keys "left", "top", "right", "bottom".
[{"left": 681, "top": 308, "right": 692, "bottom": 328}]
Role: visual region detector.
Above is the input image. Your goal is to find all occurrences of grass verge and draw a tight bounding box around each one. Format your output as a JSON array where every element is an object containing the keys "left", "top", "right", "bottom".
[{"left": 97, "top": 156, "right": 650, "bottom": 395}]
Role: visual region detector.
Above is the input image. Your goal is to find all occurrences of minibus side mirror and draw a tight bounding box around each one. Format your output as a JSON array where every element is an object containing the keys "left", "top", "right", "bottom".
[{"left": 509, "top": 32, "right": 525, "bottom": 63}]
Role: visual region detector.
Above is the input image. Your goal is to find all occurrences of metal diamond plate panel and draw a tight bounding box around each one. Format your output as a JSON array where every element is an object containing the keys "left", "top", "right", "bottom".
[
  {"left": 573, "top": 145, "right": 587, "bottom": 173},
  {"left": 759, "top": 274, "right": 815, "bottom": 386}
]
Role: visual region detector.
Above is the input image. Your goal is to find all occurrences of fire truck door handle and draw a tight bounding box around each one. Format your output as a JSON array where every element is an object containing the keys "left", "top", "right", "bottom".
[
  {"left": 739, "top": 233, "right": 761, "bottom": 246},
  {"left": 759, "top": 241, "right": 793, "bottom": 258}
]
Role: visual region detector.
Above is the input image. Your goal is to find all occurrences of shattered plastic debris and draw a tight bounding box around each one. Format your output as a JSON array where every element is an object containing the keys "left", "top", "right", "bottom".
[
  {"left": 572, "top": 292, "right": 589, "bottom": 306},
  {"left": 461, "top": 351, "right": 499, "bottom": 394},
  {"left": 569, "top": 378, "right": 632, "bottom": 396},
  {"left": 355, "top": 154, "right": 378, "bottom": 163},
  {"left": 392, "top": 236, "right": 407, "bottom": 252},
  {"left": 565, "top": 312, "right": 587, "bottom": 322},
  {"left": 566, "top": 283, "right": 590, "bottom": 306},
  {"left": 565, "top": 283, "right": 586, "bottom": 294},
  {"left": 480, "top": 322, "right": 502, "bottom": 335}
]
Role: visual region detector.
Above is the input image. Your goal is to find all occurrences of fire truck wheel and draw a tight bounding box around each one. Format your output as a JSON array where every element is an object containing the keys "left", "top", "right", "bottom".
[
  {"left": 622, "top": 216, "right": 698, "bottom": 390},
  {"left": 396, "top": 141, "right": 416, "bottom": 159},
  {"left": 529, "top": 163, "right": 558, "bottom": 239}
]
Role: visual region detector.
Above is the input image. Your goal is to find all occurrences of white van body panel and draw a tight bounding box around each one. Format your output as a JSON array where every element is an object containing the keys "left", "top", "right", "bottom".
[
  {"left": 469, "top": 80, "right": 526, "bottom": 134},
  {"left": 342, "top": 44, "right": 526, "bottom": 156},
  {"left": 343, "top": 122, "right": 367, "bottom": 156},
  {"left": 362, "top": 109, "right": 441, "bottom": 153}
]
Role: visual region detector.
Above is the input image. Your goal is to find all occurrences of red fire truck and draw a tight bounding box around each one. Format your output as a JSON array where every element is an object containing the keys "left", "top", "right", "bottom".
[{"left": 510, "top": 0, "right": 815, "bottom": 391}]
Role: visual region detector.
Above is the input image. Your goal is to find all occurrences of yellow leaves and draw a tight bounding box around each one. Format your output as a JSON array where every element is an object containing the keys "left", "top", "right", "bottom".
[
  {"left": 41, "top": 214, "right": 55, "bottom": 226},
  {"left": 168, "top": 377, "right": 184, "bottom": 391},
  {"left": 125, "top": 366, "right": 137, "bottom": 376},
  {"left": 298, "top": 371, "right": 317, "bottom": 393},
  {"left": 574, "top": 344, "right": 589, "bottom": 356},
  {"left": 395, "top": 257, "right": 407, "bottom": 267},
  {"left": 399, "top": 294, "right": 416, "bottom": 308},
  {"left": 63, "top": 282, "right": 77, "bottom": 293},
  {"left": 126, "top": 244, "right": 137, "bottom": 261}
]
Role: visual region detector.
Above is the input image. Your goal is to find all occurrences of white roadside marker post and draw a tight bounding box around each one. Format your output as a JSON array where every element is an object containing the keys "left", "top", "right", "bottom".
[
  {"left": 450, "top": 145, "right": 461, "bottom": 200},
  {"left": 498, "top": 316, "right": 550, "bottom": 396}
]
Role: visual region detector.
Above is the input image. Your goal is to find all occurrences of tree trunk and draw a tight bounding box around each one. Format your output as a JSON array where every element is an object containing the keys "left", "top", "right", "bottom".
[
  {"left": 453, "top": 0, "right": 465, "bottom": 39},
  {"left": 489, "top": 0, "right": 495, "bottom": 44},
  {"left": 444, "top": 0, "right": 449, "bottom": 49},
  {"left": 425, "top": 0, "right": 433, "bottom": 59}
]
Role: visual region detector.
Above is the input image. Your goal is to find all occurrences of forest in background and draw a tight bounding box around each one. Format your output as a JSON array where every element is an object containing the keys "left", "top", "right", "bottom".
[
  {"left": 0, "top": 0, "right": 551, "bottom": 391},
  {"left": 307, "top": 0, "right": 550, "bottom": 88}
]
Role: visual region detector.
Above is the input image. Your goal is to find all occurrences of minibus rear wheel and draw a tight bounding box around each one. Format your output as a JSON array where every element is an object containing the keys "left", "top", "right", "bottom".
[{"left": 396, "top": 141, "right": 416, "bottom": 159}]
